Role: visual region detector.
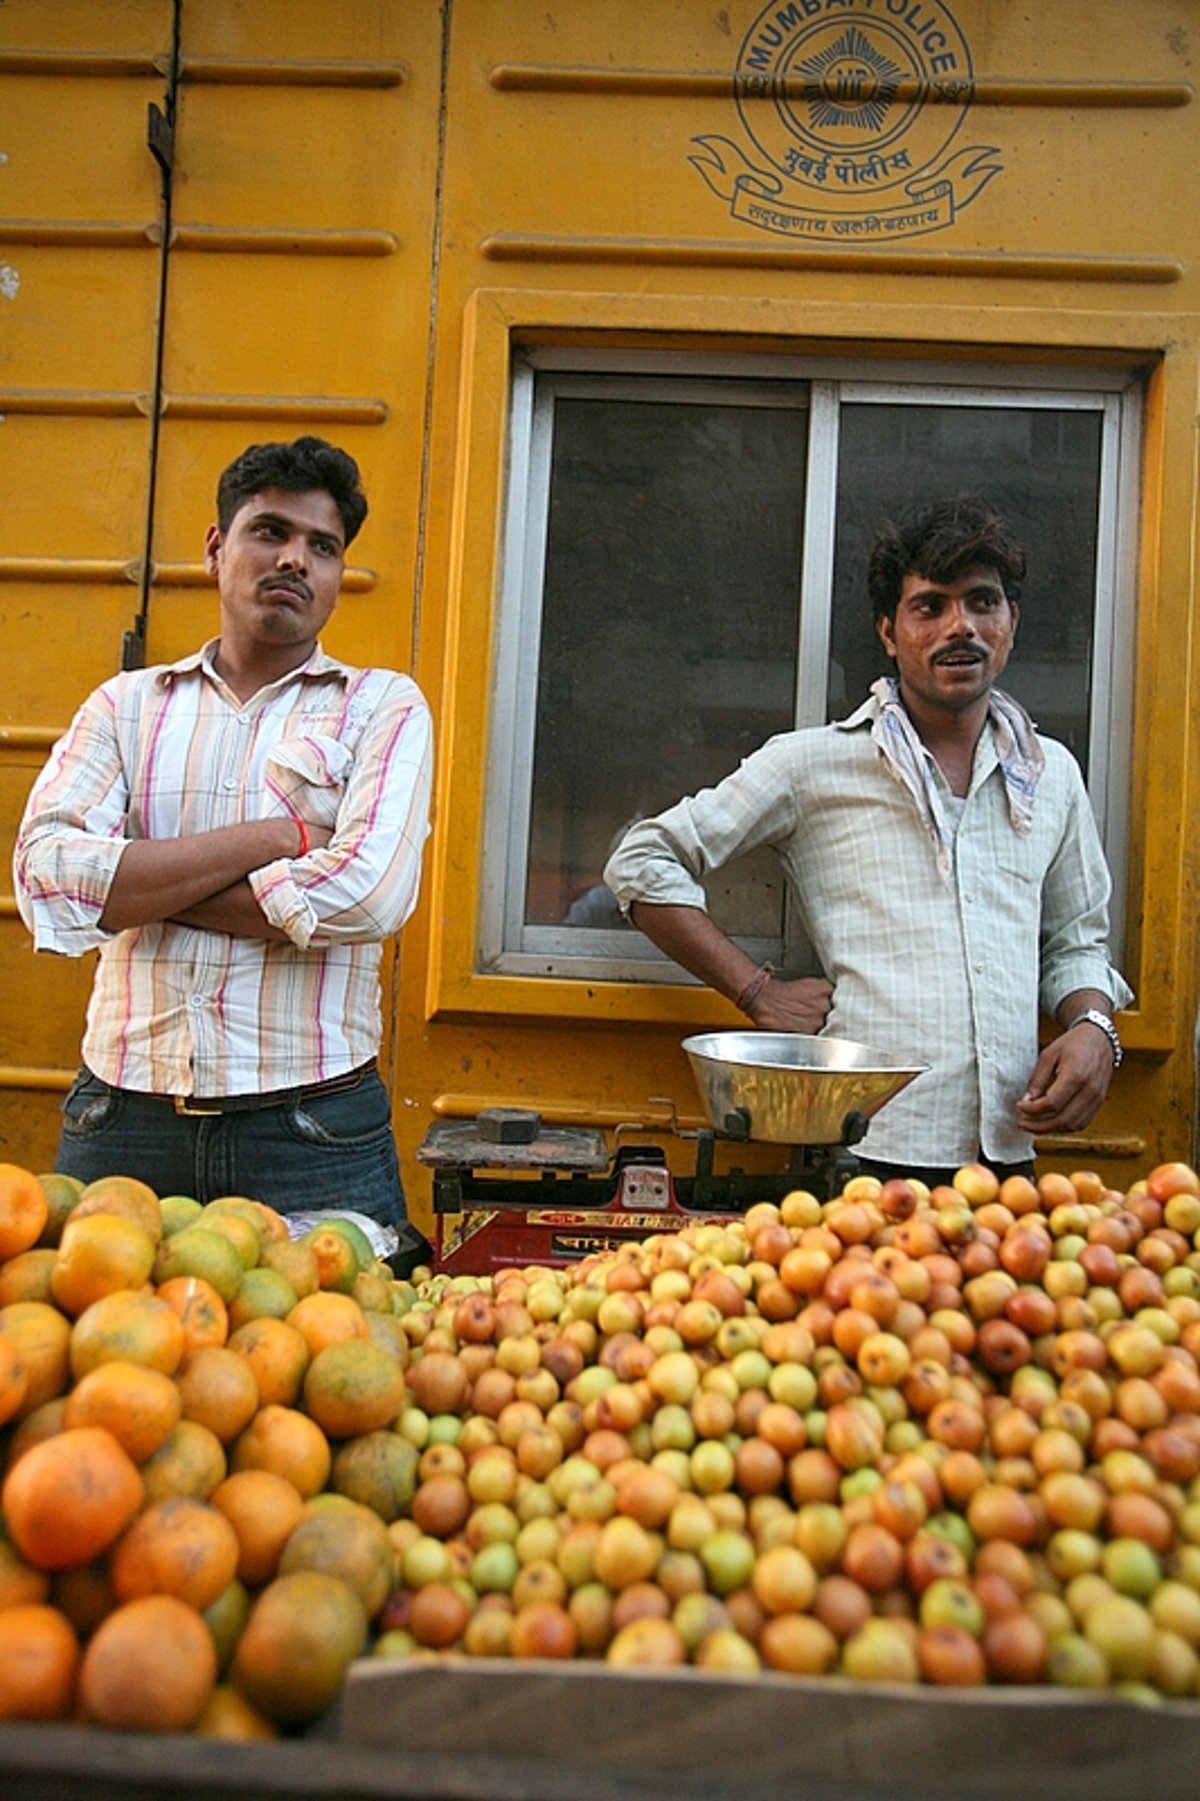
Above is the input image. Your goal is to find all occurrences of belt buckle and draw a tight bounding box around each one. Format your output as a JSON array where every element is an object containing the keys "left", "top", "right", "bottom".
[{"left": 173, "top": 1094, "right": 223, "bottom": 1117}]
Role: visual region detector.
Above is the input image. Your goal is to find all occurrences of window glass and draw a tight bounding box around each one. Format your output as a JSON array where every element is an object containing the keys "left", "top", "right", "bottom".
[
  {"left": 829, "top": 401, "right": 1103, "bottom": 769},
  {"left": 525, "top": 394, "right": 806, "bottom": 941},
  {"left": 484, "top": 358, "right": 1134, "bottom": 981}
]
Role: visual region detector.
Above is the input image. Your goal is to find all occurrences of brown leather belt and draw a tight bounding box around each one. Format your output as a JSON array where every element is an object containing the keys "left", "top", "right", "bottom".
[{"left": 155, "top": 1060, "right": 377, "bottom": 1118}]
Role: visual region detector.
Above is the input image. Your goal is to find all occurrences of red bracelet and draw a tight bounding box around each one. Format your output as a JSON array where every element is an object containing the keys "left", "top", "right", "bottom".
[
  {"left": 293, "top": 817, "right": 309, "bottom": 857},
  {"left": 735, "top": 962, "right": 774, "bottom": 1016}
]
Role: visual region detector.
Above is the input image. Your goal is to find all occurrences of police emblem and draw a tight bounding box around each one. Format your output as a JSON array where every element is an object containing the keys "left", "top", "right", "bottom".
[{"left": 691, "top": 1, "right": 1002, "bottom": 244}]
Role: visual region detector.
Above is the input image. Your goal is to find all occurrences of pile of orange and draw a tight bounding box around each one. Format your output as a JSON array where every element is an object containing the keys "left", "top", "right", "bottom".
[
  {"left": 7, "top": 1153, "right": 1200, "bottom": 1734},
  {"left": 0, "top": 1164, "right": 416, "bottom": 1735}
]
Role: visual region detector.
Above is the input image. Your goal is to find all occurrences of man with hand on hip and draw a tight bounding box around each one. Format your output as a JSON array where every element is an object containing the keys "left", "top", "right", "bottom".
[{"left": 605, "top": 497, "right": 1131, "bottom": 1189}]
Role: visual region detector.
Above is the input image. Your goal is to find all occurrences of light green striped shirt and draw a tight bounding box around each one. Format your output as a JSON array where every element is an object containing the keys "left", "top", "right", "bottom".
[{"left": 606, "top": 693, "right": 1131, "bottom": 1166}]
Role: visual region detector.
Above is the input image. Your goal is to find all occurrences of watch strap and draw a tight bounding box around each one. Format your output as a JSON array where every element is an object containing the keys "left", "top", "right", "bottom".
[{"left": 1065, "top": 1008, "right": 1123, "bottom": 1069}]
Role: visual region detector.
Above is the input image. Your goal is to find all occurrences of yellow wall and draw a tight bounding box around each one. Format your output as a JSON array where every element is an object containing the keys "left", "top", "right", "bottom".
[{"left": 1, "top": 2, "right": 1196, "bottom": 1224}]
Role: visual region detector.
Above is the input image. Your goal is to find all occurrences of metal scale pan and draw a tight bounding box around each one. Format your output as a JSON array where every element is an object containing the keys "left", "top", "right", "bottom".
[{"left": 682, "top": 1031, "right": 928, "bottom": 1150}]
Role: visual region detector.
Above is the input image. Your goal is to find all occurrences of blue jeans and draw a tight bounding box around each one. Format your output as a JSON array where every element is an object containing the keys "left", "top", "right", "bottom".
[{"left": 56, "top": 1065, "right": 409, "bottom": 1230}]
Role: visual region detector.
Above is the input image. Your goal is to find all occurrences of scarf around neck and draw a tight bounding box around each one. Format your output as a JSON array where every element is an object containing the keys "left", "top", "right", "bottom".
[{"left": 869, "top": 675, "right": 1045, "bottom": 883}]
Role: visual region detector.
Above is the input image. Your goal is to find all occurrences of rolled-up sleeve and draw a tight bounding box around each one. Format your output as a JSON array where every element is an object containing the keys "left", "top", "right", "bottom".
[
  {"left": 13, "top": 685, "right": 131, "bottom": 955},
  {"left": 248, "top": 675, "right": 434, "bottom": 950},
  {"left": 1037, "top": 763, "right": 1134, "bottom": 1017},
  {"left": 604, "top": 736, "right": 802, "bottom": 914}
]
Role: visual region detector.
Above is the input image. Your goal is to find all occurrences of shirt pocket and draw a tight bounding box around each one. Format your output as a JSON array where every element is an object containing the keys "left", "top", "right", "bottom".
[
  {"left": 991, "top": 847, "right": 1048, "bottom": 890},
  {"left": 264, "top": 734, "right": 352, "bottom": 829}
]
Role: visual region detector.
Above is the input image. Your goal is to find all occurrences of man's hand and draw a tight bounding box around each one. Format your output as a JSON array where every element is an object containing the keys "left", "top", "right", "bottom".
[
  {"left": 746, "top": 976, "right": 834, "bottom": 1035},
  {"left": 627, "top": 902, "right": 834, "bottom": 1034},
  {"left": 1017, "top": 1022, "right": 1116, "bottom": 1135}
]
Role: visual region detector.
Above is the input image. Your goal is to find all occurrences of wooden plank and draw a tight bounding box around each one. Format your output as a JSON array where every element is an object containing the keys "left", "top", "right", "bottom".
[
  {"left": 5, "top": 1663, "right": 1200, "bottom": 1801},
  {"left": 339, "top": 1659, "right": 1200, "bottom": 1801}
]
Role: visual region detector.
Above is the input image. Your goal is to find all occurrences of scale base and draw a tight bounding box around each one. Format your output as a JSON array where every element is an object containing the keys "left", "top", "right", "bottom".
[{"left": 417, "top": 1115, "right": 862, "bottom": 1275}]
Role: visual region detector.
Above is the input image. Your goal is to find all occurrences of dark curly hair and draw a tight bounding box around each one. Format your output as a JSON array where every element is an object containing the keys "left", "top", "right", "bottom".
[
  {"left": 216, "top": 436, "right": 368, "bottom": 546},
  {"left": 868, "top": 497, "right": 1026, "bottom": 623}
]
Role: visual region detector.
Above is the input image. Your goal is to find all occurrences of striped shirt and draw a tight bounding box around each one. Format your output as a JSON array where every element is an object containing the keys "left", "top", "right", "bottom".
[
  {"left": 14, "top": 642, "right": 433, "bottom": 1098},
  {"left": 605, "top": 692, "right": 1132, "bottom": 1167}
]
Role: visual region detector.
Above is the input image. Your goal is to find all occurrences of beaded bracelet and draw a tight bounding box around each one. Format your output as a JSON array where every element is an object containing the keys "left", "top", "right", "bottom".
[{"left": 735, "top": 962, "right": 774, "bottom": 1016}]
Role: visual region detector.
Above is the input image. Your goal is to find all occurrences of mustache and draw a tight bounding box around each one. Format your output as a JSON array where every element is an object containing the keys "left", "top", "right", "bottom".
[
  {"left": 932, "top": 645, "right": 985, "bottom": 664},
  {"left": 260, "top": 576, "right": 314, "bottom": 603}
]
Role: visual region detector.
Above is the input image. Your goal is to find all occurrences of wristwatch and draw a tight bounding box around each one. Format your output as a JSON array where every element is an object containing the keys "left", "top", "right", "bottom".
[{"left": 1065, "top": 1008, "right": 1123, "bottom": 1069}]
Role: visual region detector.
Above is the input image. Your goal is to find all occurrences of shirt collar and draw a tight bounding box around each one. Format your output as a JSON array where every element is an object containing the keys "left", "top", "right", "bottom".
[
  {"left": 154, "top": 640, "right": 352, "bottom": 693},
  {"left": 834, "top": 687, "right": 1024, "bottom": 782},
  {"left": 835, "top": 693, "right": 881, "bottom": 732}
]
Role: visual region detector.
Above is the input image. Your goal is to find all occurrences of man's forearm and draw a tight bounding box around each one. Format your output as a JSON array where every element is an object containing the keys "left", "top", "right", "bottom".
[
  {"left": 99, "top": 819, "right": 302, "bottom": 932},
  {"left": 171, "top": 880, "right": 293, "bottom": 942},
  {"left": 629, "top": 900, "right": 834, "bottom": 1034},
  {"left": 629, "top": 902, "right": 761, "bottom": 1005}
]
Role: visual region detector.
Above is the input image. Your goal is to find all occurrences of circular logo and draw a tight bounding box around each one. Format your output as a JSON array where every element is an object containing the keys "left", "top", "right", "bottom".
[{"left": 735, "top": 2, "right": 973, "bottom": 195}]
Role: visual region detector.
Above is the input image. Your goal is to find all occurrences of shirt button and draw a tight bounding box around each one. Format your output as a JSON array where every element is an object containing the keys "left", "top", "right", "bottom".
[{"left": 223, "top": 777, "right": 239, "bottom": 791}]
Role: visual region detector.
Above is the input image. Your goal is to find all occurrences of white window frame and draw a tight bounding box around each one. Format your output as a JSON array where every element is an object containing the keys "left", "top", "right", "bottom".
[{"left": 480, "top": 348, "right": 1141, "bottom": 983}]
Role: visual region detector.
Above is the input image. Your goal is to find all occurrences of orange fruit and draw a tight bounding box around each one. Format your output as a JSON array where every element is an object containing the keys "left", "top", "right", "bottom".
[
  {"left": 227, "top": 1316, "right": 310, "bottom": 1406},
  {"left": 330, "top": 1429, "right": 419, "bottom": 1523},
  {"left": 0, "top": 1248, "right": 59, "bottom": 1306},
  {"left": 364, "top": 1309, "right": 410, "bottom": 1365},
  {"left": 110, "top": 1497, "right": 241, "bottom": 1612},
  {"left": 193, "top": 1682, "right": 278, "bottom": 1740},
  {"left": 175, "top": 1346, "right": 260, "bottom": 1444},
  {"left": 0, "top": 1164, "right": 49, "bottom": 1261},
  {"left": 203, "top": 1575, "right": 251, "bottom": 1673},
  {"left": 50, "top": 1214, "right": 157, "bottom": 1317},
  {"left": 204, "top": 1196, "right": 288, "bottom": 1248},
  {"left": 68, "top": 1174, "right": 163, "bottom": 1244},
  {"left": 139, "top": 1419, "right": 228, "bottom": 1505},
  {"left": 49, "top": 1559, "right": 118, "bottom": 1637},
  {"left": 227, "top": 1266, "right": 299, "bottom": 1331},
  {"left": 153, "top": 1226, "right": 245, "bottom": 1304},
  {"left": 159, "top": 1195, "right": 203, "bottom": 1236},
  {"left": 351, "top": 1268, "right": 395, "bottom": 1314},
  {"left": 229, "top": 1570, "right": 367, "bottom": 1726},
  {"left": 0, "top": 1330, "right": 29, "bottom": 1426},
  {"left": 287, "top": 1290, "right": 370, "bottom": 1358},
  {"left": 259, "top": 1236, "right": 320, "bottom": 1299},
  {"left": 210, "top": 1469, "right": 307, "bottom": 1588},
  {"left": 277, "top": 1499, "right": 394, "bottom": 1618},
  {"left": 0, "top": 1602, "right": 80, "bottom": 1720},
  {"left": 303, "top": 1226, "right": 360, "bottom": 1293},
  {"left": 156, "top": 1274, "right": 229, "bottom": 1351},
  {"left": 34, "top": 1173, "right": 84, "bottom": 1249},
  {"left": 79, "top": 1593, "right": 217, "bottom": 1730},
  {"left": 199, "top": 1209, "right": 262, "bottom": 1272},
  {"left": 4, "top": 1398, "right": 68, "bottom": 1470},
  {"left": 251, "top": 1203, "right": 290, "bottom": 1247},
  {"left": 0, "top": 1525, "right": 50, "bottom": 1610},
  {"left": 62, "top": 1359, "right": 182, "bottom": 1463},
  {"left": 303, "top": 1339, "right": 407, "bottom": 1439},
  {"left": 1, "top": 1426, "right": 143, "bottom": 1570},
  {"left": 69, "top": 1289, "right": 186, "bottom": 1380},
  {"left": 0, "top": 1302, "right": 72, "bottom": 1419},
  {"left": 230, "top": 1403, "right": 331, "bottom": 1498}
]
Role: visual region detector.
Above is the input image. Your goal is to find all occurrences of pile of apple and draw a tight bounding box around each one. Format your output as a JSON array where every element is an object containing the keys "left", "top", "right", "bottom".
[{"left": 380, "top": 1160, "right": 1200, "bottom": 1694}]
